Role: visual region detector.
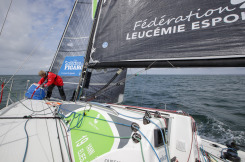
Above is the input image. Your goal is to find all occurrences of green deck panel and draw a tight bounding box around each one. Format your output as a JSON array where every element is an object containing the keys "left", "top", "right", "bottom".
[{"left": 67, "top": 110, "right": 114, "bottom": 162}]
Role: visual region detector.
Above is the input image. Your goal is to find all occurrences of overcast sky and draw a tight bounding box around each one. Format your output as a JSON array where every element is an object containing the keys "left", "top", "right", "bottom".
[
  {"left": 0, "top": 0, "right": 75, "bottom": 75},
  {"left": 0, "top": 0, "right": 245, "bottom": 75}
]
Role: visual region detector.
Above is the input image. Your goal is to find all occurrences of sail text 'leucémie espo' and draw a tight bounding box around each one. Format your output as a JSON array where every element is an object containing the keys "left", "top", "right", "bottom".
[{"left": 126, "top": 5, "right": 245, "bottom": 40}]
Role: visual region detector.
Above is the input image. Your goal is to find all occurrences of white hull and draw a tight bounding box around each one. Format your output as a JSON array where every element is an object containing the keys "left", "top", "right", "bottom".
[{"left": 0, "top": 99, "right": 244, "bottom": 162}]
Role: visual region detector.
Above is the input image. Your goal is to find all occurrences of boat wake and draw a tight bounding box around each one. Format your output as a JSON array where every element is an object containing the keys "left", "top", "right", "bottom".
[{"left": 194, "top": 114, "right": 245, "bottom": 151}]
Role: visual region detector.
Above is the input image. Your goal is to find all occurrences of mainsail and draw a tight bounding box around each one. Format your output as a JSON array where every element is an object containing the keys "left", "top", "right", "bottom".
[{"left": 88, "top": 0, "right": 245, "bottom": 68}]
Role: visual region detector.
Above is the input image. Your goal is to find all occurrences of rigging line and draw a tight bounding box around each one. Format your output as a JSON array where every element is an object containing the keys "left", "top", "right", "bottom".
[
  {"left": 140, "top": 70, "right": 147, "bottom": 107},
  {"left": 0, "top": 0, "right": 13, "bottom": 36},
  {"left": 22, "top": 119, "right": 30, "bottom": 162},
  {"left": 200, "top": 146, "right": 207, "bottom": 162},
  {"left": 85, "top": 65, "right": 152, "bottom": 100},
  {"left": 29, "top": 100, "right": 36, "bottom": 116},
  {"left": 60, "top": 120, "right": 73, "bottom": 162},
  {"left": 44, "top": 108, "right": 55, "bottom": 162},
  {"left": 187, "top": 119, "right": 195, "bottom": 162},
  {"left": 117, "top": 111, "right": 168, "bottom": 162},
  {"left": 149, "top": 118, "right": 170, "bottom": 162},
  {"left": 29, "top": 101, "right": 54, "bottom": 116},
  {"left": 1, "top": 6, "right": 68, "bottom": 93},
  {"left": 108, "top": 60, "right": 156, "bottom": 89},
  {"left": 19, "top": 100, "right": 50, "bottom": 113},
  {"left": 145, "top": 60, "right": 157, "bottom": 70},
  {"left": 55, "top": 119, "right": 65, "bottom": 162},
  {"left": 0, "top": 117, "right": 60, "bottom": 119},
  {"left": 135, "top": 137, "right": 145, "bottom": 162},
  {"left": 137, "top": 128, "right": 161, "bottom": 162},
  {"left": 1, "top": 32, "right": 48, "bottom": 93},
  {"left": 46, "top": 102, "right": 54, "bottom": 114},
  {"left": 85, "top": 68, "right": 124, "bottom": 101},
  {"left": 58, "top": 108, "right": 131, "bottom": 128},
  {"left": 31, "top": 112, "right": 54, "bottom": 116},
  {"left": 167, "top": 60, "right": 175, "bottom": 68},
  {"left": 156, "top": 118, "right": 170, "bottom": 158}
]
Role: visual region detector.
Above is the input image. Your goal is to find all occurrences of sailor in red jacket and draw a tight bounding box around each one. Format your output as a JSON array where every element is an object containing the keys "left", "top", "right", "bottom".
[{"left": 38, "top": 70, "right": 66, "bottom": 100}]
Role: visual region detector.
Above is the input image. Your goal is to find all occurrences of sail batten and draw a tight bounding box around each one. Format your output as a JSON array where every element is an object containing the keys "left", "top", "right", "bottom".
[{"left": 88, "top": 0, "right": 245, "bottom": 68}]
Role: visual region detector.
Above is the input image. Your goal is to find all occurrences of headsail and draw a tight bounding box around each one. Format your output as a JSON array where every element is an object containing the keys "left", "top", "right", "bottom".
[
  {"left": 49, "top": 0, "right": 95, "bottom": 100},
  {"left": 89, "top": 0, "right": 245, "bottom": 68}
]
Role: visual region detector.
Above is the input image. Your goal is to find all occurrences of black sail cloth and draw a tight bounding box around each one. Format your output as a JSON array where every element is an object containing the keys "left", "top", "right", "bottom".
[{"left": 89, "top": 0, "right": 245, "bottom": 68}]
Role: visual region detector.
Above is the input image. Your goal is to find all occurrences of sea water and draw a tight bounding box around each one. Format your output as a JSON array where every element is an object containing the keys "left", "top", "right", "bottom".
[{"left": 0, "top": 75, "right": 244, "bottom": 149}]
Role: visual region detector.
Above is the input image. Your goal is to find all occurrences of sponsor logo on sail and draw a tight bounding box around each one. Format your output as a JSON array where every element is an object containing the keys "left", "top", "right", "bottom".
[
  {"left": 58, "top": 56, "right": 84, "bottom": 76},
  {"left": 126, "top": 0, "right": 245, "bottom": 40}
]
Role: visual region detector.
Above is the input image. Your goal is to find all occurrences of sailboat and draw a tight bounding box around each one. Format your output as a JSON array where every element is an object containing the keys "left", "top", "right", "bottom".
[{"left": 0, "top": 0, "right": 245, "bottom": 161}]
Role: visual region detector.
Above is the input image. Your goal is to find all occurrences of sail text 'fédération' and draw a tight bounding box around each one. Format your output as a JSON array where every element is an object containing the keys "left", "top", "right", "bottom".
[{"left": 126, "top": 6, "right": 245, "bottom": 40}]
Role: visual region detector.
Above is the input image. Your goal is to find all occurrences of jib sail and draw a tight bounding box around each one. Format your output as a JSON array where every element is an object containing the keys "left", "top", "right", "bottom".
[{"left": 49, "top": 0, "right": 94, "bottom": 100}]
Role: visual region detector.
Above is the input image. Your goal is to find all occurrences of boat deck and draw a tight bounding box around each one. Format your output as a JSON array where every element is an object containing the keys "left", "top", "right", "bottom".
[{"left": 0, "top": 99, "right": 72, "bottom": 162}]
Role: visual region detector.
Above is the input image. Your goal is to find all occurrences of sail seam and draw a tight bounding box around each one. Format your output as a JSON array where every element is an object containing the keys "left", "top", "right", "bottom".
[
  {"left": 64, "top": 37, "right": 89, "bottom": 39},
  {"left": 78, "top": 2, "right": 92, "bottom": 4},
  {"left": 58, "top": 50, "right": 87, "bottom": 52}
]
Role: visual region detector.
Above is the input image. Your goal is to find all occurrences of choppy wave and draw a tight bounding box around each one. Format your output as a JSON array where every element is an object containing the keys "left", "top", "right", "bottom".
[{"left": 123, "top": 75, "right": 245, "bottom": 149}]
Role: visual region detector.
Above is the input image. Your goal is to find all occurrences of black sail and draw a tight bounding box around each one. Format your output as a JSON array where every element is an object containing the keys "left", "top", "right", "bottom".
[{"left": 89, "top": 0, "right": 245, "bottom": 68}]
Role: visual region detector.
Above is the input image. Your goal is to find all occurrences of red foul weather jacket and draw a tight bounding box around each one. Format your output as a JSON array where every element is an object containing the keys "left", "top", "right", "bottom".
[{"left": 38, "top": 72, "right": 64, "bottom": 87}]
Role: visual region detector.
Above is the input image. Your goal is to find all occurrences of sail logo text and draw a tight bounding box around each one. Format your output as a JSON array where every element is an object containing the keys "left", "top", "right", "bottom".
[
  {"left": 126, "top": 5, "right": 245, "bottom": 40},
  {"left": 58, "top": 56, "right": 84, "bottom": 76},
  {"left": 64, "top": 60, "right": 83, "bottom": 70}
]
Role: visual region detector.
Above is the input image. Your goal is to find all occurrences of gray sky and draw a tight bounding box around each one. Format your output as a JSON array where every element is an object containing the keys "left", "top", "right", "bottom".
[
  {"left": 0, "top": 0, "right": 75, "bottom": 75},
  {"left": 0, "top": 0, "right": 245, "bottom": 75}
]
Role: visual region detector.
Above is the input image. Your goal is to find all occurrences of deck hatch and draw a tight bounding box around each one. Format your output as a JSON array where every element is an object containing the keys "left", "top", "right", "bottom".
[{"left": 154, "top": 128, "right": 166, "bottom": 147}]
